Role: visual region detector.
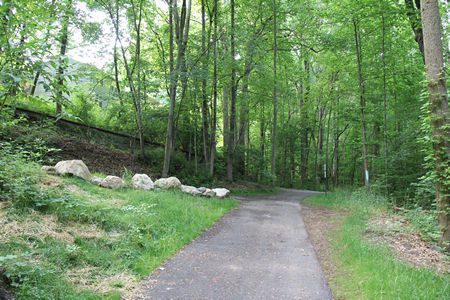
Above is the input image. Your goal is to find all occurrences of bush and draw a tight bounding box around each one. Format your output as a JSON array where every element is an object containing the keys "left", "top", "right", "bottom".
[{"left": 0, "top": 142, "right": 54, "bottom": 209}]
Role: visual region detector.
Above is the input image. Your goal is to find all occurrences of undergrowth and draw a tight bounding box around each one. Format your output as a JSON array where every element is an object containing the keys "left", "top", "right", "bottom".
[
  {"left": 0, "top": 145, "right": 237, "bottom": 299},
  {"left": 304, "top": 190, "right": 449, "bottom": 299}
]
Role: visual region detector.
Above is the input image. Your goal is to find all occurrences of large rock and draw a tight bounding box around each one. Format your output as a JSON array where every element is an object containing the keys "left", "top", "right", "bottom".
[
  {"left": 91, "top": 176, "right": 103, "bottom": 185},
  {"left": 54, "top": 160, "right": 91, "bottom": 180},
  {"left": 212, "top": 188, "right": 230, "bottom": 198},
  {"left": 132, "top": 174, "right": 154, "bottom": 190},
  {"left": 154, "top": 177, "right": 182, "bottom": 189},
  {"left": 100, "top": 175, "right": 125, "bottom": 189},
  {"left": 181, "top": 185, "right": 202, "bottom": 196},
  {"left": 41, "top": 165, "right": 56, "bottom": 175},
  {"left": 202, "top": 188, "right": 216, "bottom": 197}
]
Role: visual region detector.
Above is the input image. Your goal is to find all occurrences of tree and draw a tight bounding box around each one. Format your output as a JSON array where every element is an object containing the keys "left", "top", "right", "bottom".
[
  {"left": 420, "top": 0, "right": 449, "bottom": 246},
  {"left": 162, "top": 0, "right": 192, "bottom": 177},
  {"left": 271, "top": 0, "right": 277, "bottom": 179},
  {"left": 226, "top": 0, "right": 236, "bottom": 181}
]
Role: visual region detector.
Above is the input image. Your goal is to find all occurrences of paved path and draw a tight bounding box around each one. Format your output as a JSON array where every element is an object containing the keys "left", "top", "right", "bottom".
[{"left": 132, "top": 189, "right": 332, "bottom": 300}]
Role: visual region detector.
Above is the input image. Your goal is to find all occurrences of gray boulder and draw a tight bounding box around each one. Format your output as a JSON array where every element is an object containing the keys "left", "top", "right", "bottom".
[
  {"left": 54, "top": 160, "right": 91, "bottom": 180},
  {"left": 100, "top": 175, "right": 125, "bottom": 189},
  {"left": 41, "top": 165, "right": 56, "bottom": 174},
  {"left": 212, "top": 188, "right": 230, "bottom": 198},
  {"left": 132, "top": 174, "right": 154, "bottom": 190},
  {"left": 181, "top": 185, "right": 202, "bottom": 196},
  {"left": 202, "top": 188, "right": 216, "bottom": 197},
  {"left": 154, "top": 177, "right": 182, "bottom": 189},
  {"left": 91, "top": 176, "right": 103, "bottom": 185},
  {"left": 198, "top": 187, "right": 207, "bottom": 193}
]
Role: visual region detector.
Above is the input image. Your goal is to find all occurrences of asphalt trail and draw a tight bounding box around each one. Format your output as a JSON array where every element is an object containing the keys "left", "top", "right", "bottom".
[{"left": 132, "top": 188, "right": 332, "bottom": 300}]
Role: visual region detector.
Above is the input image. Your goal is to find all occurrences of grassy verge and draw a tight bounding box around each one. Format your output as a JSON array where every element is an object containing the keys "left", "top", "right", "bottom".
[
  {"left": 0, "top": 155, "right": 237, "bottom": 299},
  {"left": 304, "top": 190, "right": 449, "bottom": 299}
]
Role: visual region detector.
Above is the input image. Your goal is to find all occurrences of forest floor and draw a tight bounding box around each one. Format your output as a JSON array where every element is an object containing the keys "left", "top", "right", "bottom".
[{"left": 49, "top": 136, "right": 153, "bottom": 177}]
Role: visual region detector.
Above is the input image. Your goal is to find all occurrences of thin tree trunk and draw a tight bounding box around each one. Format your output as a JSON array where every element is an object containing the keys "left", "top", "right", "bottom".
[
  {"left": 405, "top": 0, "right": 425, "bottom": 57},
  {"left": 382, "top": 14, "right": 389, "bottom": 195},
  {"left": 353, "top": 19, "right": 370, "bottom": 188},
  {"left": 223, "top": 85, "right": 229, "bottom": 149},
  {"left": 271, "top": 0, "right": 277, "bottom": 180},
  {"left": 300, "top": 60, "right": 310, "bottom": 186},
  {"left": 201, "top": 0, "right": 210, "bottom": 168},
  {"left": 163, "top": 0, "right": 176, "bottom": 177},
  {"left": 226, "top": 0, "right": 236, "bottom": 181},
  {"left": 209, "top": 0, "right": 218, "bottom": 176},
  {"left": 56, "top": 1, "right": 72, "bottom": 117},
  {"left": 421, "top": 0, "right": 449, "bottom": 246},
  {"left": 163, "top": 0, "right": 191, "bottom": 177}
]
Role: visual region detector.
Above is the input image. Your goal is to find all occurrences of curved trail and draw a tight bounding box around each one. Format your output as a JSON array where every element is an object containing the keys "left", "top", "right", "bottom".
[{"left": 131, "top": 188, "right": 332, "bottom": 299}]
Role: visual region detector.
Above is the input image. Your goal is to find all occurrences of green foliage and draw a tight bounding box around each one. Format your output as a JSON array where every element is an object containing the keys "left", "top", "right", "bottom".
[{"left": 0, "top": 142, "right": 55, "bottom": 209}]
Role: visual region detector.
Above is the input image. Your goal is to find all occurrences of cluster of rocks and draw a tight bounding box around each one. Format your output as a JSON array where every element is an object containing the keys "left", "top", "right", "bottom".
[{"left": 42, "top": 160, "right": 230, "bottom": 199}]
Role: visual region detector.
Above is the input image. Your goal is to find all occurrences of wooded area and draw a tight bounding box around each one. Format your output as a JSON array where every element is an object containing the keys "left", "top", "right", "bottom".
[{"left": 0, "top": 0, "right": 448, "bottom": 244}]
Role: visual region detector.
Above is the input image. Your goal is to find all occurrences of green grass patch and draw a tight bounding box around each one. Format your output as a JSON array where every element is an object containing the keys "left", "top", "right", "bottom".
[
  {"left": 305, "top": 191, "right": 449, "bottom": 299},
  {"left": 1, "top": 163, "right": 237, "bottom": 299}
]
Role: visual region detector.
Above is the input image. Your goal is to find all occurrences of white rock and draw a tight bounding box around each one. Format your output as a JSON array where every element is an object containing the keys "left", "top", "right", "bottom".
[
  {"left": 132, "top": 174, "right": 154, "bottom": 190},
  {"left": 54, "top": 160, "right": 91, "bottom": 181},
  {"left": 100, "top": 175, "right": 125, "bottom": 189},
  {"left": 181, "top": 185, "right": 202, "bottom": 196},
  {"left": 154, "top": 177, "right": 182, "bottom": 189},
  {"left": 41, "top": 165, "right": 56, "bottom": 174},
  {"left": 212, "top": 188, "right": 230, "bottom": 198},
  {"left": 91, "top": 176, "right": 103, "bottom": 185},
  {"left": 202, "top": 188, "right": 216, "bottom": 197}
]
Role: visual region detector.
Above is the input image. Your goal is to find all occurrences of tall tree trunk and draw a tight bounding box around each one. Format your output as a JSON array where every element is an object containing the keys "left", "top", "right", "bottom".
[
  {"left": 163, "top": 0, "right": 176, "bottom": 177},
  {"left": 271, "top": 0, "right": 277, "bottom": 180},
  {"left": 300, "top": 60, "right": 310, "bottom": 186},
  {"left": 201, "top": 0, "right": 210, "bottom": 169},
  {"left": 209, "top": 0, "right": 218, "bottom": 176},
  {"left": 382, "top": 14, "right": 389, "bottom": 195},
  {"left": 163, "top": 0, "right": 191, "bottom": 177},
  {"left": 226, "top": 0, "right": 236, "bottom": 181},
  {"left": 130, "top": 0, "right": 144, "bottom": 156},
  {"left": 223, "top": 85, "right": 229, "bottom": 149},
  {"left": 420, "top": 0, "right": 449, "bottom": 246},
  {"left": 405, "top": 0, "right": 425, "bottom": 57},
  {"left": 353, "top": 19, "right": 370, "bottom": 188},
  {"left": 56, "top": 1, "right": 72, "bottom": 118}
]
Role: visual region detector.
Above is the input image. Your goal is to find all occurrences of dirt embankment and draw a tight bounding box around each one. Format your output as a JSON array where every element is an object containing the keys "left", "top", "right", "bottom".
[{"left": 50, "top": 136, "right": 153, "bottom": 177}]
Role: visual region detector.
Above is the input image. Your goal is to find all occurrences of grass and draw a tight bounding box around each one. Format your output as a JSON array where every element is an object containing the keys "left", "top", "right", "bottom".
[
  {"left": 0, "top": 174, "right": 237, "bottom": 299},
  {"left": 304, "top": 190, "right": 449, "bottom": 299}
]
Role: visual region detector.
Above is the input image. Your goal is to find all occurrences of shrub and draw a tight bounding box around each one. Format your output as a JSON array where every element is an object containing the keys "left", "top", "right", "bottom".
[{"left": 0, "top": 142, "right": 55, "bottom": 209}]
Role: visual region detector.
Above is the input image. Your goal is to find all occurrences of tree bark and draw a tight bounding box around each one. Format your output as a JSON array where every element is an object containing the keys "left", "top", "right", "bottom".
[
  {"left": 300, "top": 60, "right": 310, "bottom": 186},
  {"left": 163, "top": 0, "right": 191, "bottom": 177},
  {"left": 405, "top": 0, "right": 425, "bottom": 56},
  {"left": 201, "top": 0, "right": 210, "bottom": 169},
  {"left": 226, "top": 0, "right": 236, "bottom": 181},
  {"left": 382, "top": 14, "right": 389, "bottom": 195},
  {"left": 271, "top": 0, "right": 277, "bottom": 180},
  {"left": 353, "top": 19, "right": 370, "bottom": 188},
  {"left": 209, "top": 0, "right": 218, "bottom": 176},
  {"left": 56, "top": 0, "right": 72, "bottom": 118},
  {"left": 420, "top": 0, "right": 449, "bottom": 246}
]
